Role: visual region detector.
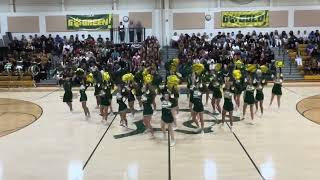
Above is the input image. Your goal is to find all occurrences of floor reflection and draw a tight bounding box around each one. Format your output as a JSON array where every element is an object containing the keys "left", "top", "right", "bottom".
[
  {"left": 68, "top": 160, "right": 83, "bottom": 180},
  {"left": 124, "top": 162, "right": 139, "bottom": 180},
  {"left": 203, "top": 159, "right": 217, "bottom": 180},
  {"left": 260, "top": 156, "right": 276, "bottom": 180}
]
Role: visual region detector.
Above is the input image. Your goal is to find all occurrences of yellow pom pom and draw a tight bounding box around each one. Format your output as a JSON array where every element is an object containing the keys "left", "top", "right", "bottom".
[
  {"left": 142, "top": 69, "right": 149, "bottom": 77},
  {"left": 172, "top": 58, "right": 180, "bottom": 66},
  {"left": 167, "top": 75, "right": 180, "bottom": 90},
  {"left": 192, "top": 63, "right": 205, "bottom": 75},
  {"left": 232, "top": 70, "right": 242, "bottom": 80},
  {"left": 214, "top": 63, "right": 222, "bottom": 72},
  {"left": 260, "top": 65, "right": 269, "bottom": 73},
  {"left": 86, "top": 73, "right": 94, "bottom": 83},
  {"left": 143, "top": 74, "right": 153, "bottom": 85},
  {"left": 103, "top": 72, "right": 110, "bottom": 81},
  {"left": 275, "top": 60, "right": 284, "bottom": 68},
  {"left": 122, "top": 73, "right": 135, "bottom": 83},
  {"left": 235, "top": 60, "right": 243, "bottom": 69},
  {"left": 246, "top": 64, "right": 257, "bottom": 73}
]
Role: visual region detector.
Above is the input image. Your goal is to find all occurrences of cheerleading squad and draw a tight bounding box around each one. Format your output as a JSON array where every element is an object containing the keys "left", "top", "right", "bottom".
[{"left": 61, "top": 59, "right": 284, "bottom": 146}]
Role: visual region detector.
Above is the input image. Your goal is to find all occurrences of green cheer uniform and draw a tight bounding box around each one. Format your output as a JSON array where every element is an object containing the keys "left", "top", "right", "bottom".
[
  {"left": 161, "top": 100, "right": 174, "bottom": 123},
  {"left": 100, "top": 89, "right": 111, "bottom": 107},
  {"left": 125, "top": 85, "right": 136, "bottom": 102},
  {"left": 192, "top": 89, "right": 204, "bottom": 113},
  {"left": 212, "top": 81, "right": 222, "bottom": 99},
  {"left": 244, "top": 85, "right": 255, "bottom": 105},
  {"left": 189, "top": 88, "right": 194, "bottom": 104},
  {"left": 79, "top": 85, "right": 88, "bottom": 102},
  {"left": 223, "top": 90, "right": 234, "bottom": 112},
  {"left": 233, "top": 80, "right": 243, "bottom": 95},
  {"left": 116, "top": 92, "right": 128, "bottom": 112},
  {"left": 255, "top": 85, "right": 264, "bottom": 101},
  {"left": 94, "top": 84, "right": 101, "bottom": 96},
  {"left": 63, "top": 80, "right": 73, "bottom": 102},
  {"left": 272, "top": 79, "right": 283, "bottom": 96},
  {"left": 169, "top": 90, "right": 179, "bottom": 108},
  {"left": 135, "top": 83, "right": 143, "bottom": 97},
  {"left": 142, "top": 91, "right": 153, "bottom": 116}
]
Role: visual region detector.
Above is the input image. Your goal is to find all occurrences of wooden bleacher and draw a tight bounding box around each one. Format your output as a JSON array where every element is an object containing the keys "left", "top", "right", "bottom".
[
  {"left": 0, "top": 73, "right": 34, "bottom": 87},
  {"left": 286, "top": 43, "right": 320, "bottom": 80}
]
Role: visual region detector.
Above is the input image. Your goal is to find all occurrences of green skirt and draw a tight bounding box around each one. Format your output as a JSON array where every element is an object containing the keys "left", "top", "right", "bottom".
[
  {"left": 94, "top": 85, "right": 101, "bottom": 96},
  {"left": 193, "top": 99, "right": 204, "bottom": 113},
  {"left": 143, "top": 103, "right": 153, "bottom": 116},
  {"left": 212, "top": 87, "right": 222, "bottom": 99},
  {"left": 244, "top": 91, "right": 255, "bottom": 105},
  {"left": 63, "top": 91, "right": 73, "bottom": 102},
  {"left": 223, "top": 98, "right": 234, "bottom": 112},
  {"left": 272, "top": 84, "right": 282, "bottom": 96},
  {"left": 80, "top": 94, "right": 87, "bottom": 102},
  {"left": 100, "top": 96, "right": 111, "bottom": 107},
  {"left": 255, "top": 90, "right": 264, "bottom": 101},
  {"left": 161, "top": 109, "right": 174, "bottom": 123}
]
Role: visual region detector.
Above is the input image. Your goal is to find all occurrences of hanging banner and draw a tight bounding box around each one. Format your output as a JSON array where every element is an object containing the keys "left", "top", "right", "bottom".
[
  {"left": 221, "top": 10, "right": 269, "bottom": 28},
  {"left": 66, "top": 14, "right": 113, "bottom": 30}
]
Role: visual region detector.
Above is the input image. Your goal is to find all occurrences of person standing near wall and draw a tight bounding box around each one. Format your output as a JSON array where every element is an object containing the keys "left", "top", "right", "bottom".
[
  {"left": 136, "top": 21, "right": 143, "bottom": 43},
  {"left": 118, "top": 22, "right": 125, "bottom": 43},
  {"left": 129, "top": 21, "right": 135, "bottom": 43}
]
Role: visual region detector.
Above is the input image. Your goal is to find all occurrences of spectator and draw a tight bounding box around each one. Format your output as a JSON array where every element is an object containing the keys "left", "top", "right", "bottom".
[{"left": 118, "top": 22, "right": 125, "bottom": 43}]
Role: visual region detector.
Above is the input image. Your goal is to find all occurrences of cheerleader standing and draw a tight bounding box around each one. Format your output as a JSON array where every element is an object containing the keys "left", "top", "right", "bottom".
[
  {"left": 79, "top": 83, "right": 90, "bottom": 118},
  {"left": 161, "top": 92, "right": 176, "bottom": 146},
  {"left": 142, "top": 85, "right": 154, "bottom": 137},
  {"left": 242, "top": 77, "right": 256, "bottom": 124},
  {"left": 269, "top": 73, "right": 283, "bottom": 108},
  {"left": 255, "top": 79, "right": 265, "bottom": 116},
  {"left": 117, "top": 85, "right": 128, "bottom": 127},
  {"left": 222, "top": 80, "right": 234, "bottom": 132},
  {"left": 192, "top": 84, "right": 205, "bottom": 134},
  {"left": 100, "top": 85, "right": 111, "bottom": 124},
  {"left": 63, "top": 76, "right": 73, "bottom": 112},
  {"left": 125, "top": 83, "right": 136, "bottom": 117},
  {"left": 211, "top": 77, "right": 222, "bottom": 115},
  {"left": 94, "top": 83, "right": 101, "bottom": 109},
  {"left": 169, "top": 87, "right": 179, "bottom": 129}
]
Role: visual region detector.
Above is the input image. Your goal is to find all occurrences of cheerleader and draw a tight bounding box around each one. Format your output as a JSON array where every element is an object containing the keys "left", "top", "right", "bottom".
[
  {"left": 192, "top": 84, "right": 205, "bottom": 135},
  {"left": 221, "top": 79, "right": 234, "bottom": 132},
  {"left": 117, "top": 85, "right": 128, "bottom": 127},
  {"left": 269, "top": 73, "right": 283, "bottom": 108},
  {"left": 211, "top": 73, "right": 222, "bottom": 115},
  {"left": 63, "top": 76, "right": 73, "bottom": 112},
  {"left": 142, "top": 84, "right": 154, "bottom": 137},
  {"left": 242, "top": 77, "right": 256, "bottom": 124},
  {"left": 94, "top": 83, "right": 101, "bottom": 109},
  {"left": 79, "top": 83, "right": 90, "bottom": 118},
  {"left": 254, "top": 78, "right": 266, "bottom": 116},
  {"left": 125, "top": 83, "right": 136, "bottom": 117},
  {"left": 161, "top": 92, "right": 176, "bottom": 146},
  {"left": 99, "top": 85, "right": 111, "bottom": 124},
  {"left": 169, "top": 86, "right": 179, "bottom": 129},
  {"left": 233, "top": 77, "right": 243, "bottom": 110}
]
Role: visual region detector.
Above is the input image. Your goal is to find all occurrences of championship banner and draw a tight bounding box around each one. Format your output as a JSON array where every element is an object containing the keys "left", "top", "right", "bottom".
[
  {"left": 67, "top": 14, "right": 113, "bottom": 30},
  {"left": 221, "top": 10, "right": 269, "bottom": 28}
]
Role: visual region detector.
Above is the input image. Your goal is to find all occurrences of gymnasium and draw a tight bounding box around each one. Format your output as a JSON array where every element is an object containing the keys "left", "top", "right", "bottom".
[{"left": 0, "top": 0, "right": 320, "bottom": 180}]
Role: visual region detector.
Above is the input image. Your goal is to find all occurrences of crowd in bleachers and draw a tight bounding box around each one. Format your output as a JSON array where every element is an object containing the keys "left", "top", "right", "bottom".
[
  {"left": 171, "top": 30, "right": 320, "bottom": 76},
  {"left": 0, "top": 33, "right": 160, "bottom": 83}
]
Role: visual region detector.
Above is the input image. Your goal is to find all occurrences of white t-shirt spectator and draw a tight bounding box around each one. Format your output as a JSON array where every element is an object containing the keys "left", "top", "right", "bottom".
[{"left": 171, "top": 34, "right": 179, "bottom": 42}]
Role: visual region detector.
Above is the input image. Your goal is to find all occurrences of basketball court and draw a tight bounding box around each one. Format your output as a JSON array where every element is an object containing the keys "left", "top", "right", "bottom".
[{"left": 0, "top": 83, "right": 320, "bottom": 180}]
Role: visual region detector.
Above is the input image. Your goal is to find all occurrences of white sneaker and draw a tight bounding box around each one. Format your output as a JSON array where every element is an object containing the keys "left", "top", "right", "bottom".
[
  {"left": 248, "top": 121, "right": 255, "bottom": 125},
  {"left": 170, "top": 140, "right": 176, "bottom": 147},
  {"left": 163, "top": 133, "right": 167, "bottom": 140},
  {"left": 173, "top": 126, "right": 178, "bottom": 131},
  {"left": 200, "top": 130, "right": 205, "bottom": 137}
]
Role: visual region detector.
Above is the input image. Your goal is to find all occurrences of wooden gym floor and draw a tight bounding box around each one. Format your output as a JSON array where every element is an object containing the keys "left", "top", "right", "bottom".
[{"left": 0, "top": 83, "right": 320, "bottom": 180}]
